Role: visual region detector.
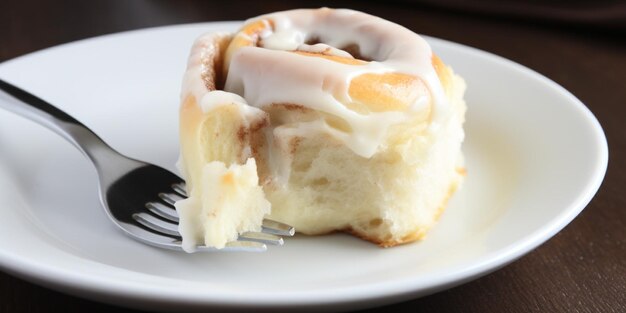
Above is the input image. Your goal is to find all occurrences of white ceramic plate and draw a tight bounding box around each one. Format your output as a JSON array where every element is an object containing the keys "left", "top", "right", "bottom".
[{"left": 0, "top": 22, "right": 608, "bottom": 311}]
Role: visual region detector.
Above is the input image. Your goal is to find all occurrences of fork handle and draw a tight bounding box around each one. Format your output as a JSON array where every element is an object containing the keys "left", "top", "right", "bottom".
[{"left": 0, "top": 79, "right": 119, "bottom": 165}]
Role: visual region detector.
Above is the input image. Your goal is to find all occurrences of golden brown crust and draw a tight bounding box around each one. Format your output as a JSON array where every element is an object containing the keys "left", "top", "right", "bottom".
[{"left": 432, "top": 54, "right": 452, "bottom": 96}]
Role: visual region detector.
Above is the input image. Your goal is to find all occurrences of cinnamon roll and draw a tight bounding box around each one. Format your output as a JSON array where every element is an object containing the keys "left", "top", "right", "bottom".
[{"left": 176, "top": 8, "right": 466, "bottom": 251}]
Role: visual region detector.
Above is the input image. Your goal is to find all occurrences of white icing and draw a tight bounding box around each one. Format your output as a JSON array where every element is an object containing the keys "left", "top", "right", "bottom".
[
  {"left": 223, "top": 8, "right": 448, "bottom": 158},
  {"left": 181, "top": 8, "right": 450, "bottom": 186},
  {"left": 261, "top": 27, "right": 304, "bottom": 51}
]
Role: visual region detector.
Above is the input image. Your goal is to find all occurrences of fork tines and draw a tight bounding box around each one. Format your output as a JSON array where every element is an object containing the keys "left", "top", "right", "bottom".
[{"left": 132, "top": 181, "right": 294, "bottom": 251}]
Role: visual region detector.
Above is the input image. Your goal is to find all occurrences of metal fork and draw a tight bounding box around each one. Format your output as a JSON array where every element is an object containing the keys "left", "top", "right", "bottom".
[{"left": 0, "top": 79, "right": 294, "bottom": 252}]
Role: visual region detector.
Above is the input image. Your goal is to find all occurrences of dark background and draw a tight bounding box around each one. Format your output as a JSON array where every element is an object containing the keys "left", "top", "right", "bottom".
[{"left": 1, "top": 0, "right": 624, "bottom": 312}]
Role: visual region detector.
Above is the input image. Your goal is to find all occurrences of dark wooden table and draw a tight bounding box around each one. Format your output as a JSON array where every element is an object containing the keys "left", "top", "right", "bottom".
[{"left": 1, "top": 1, "right": 624, "bottom": 312}]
